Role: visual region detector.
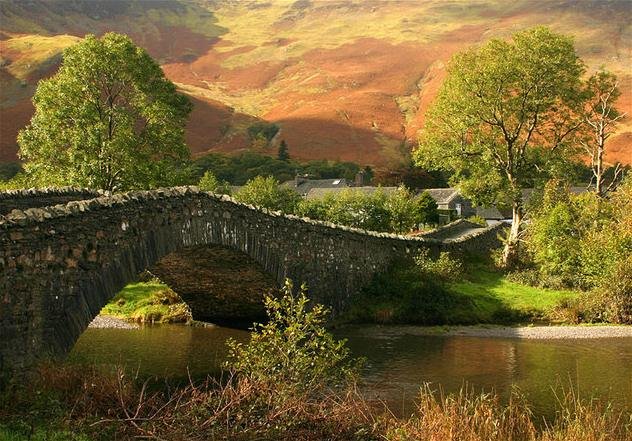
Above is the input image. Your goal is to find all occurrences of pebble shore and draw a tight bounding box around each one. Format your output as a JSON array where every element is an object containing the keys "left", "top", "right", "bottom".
[
  {"left": 392, "top": 325, "right": 632, "bottom": 339},
  {"left": 88, "top": 315, "right": 139, "bottom": 329}
]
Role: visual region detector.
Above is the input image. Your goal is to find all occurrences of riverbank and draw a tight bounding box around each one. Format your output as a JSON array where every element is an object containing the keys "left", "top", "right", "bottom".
[
  {"left": 88, "top": 314, "right": 632, "bottom": 340},
  {"left": 348, "top": 324, "right": 632, "bottom": 339},
  {"left": 88, "top": 315, "right": 138, "bottom": 329}
]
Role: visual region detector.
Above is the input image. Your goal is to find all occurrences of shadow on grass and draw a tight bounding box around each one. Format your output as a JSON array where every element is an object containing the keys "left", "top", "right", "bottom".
[{"left": 344, "top": 259, "right": 534, "bottom": 325}]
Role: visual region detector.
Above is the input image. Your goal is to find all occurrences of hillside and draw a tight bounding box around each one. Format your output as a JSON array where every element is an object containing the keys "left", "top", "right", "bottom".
[{"left": 1, "top": 0, "right": 630, "bottom": 167}]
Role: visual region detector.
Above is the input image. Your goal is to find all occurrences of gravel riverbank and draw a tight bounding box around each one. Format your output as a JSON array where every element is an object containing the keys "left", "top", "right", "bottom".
[
  {"left": 88, "top": 315, "right": 139, "bottom": 329},
  {"left": 87, "top": 315, "right": 632, "bottom": 339},
  {"left": 385, "top": 325, "right": 632, "bottom": 339}
]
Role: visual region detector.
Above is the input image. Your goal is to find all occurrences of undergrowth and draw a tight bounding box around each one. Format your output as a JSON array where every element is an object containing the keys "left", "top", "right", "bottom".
[{"left": 1, "top": 280, "right": 629, "bottom": 440}]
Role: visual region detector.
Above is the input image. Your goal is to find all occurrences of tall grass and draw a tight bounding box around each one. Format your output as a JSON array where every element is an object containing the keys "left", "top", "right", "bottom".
[{"left": 1, "top": 364, "right": 629, "bottom": 441}]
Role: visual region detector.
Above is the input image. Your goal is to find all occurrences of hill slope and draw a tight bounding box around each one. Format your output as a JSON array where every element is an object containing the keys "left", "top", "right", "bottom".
[{"left": 1, "top": 0, "right": 630, "bottom": 167}]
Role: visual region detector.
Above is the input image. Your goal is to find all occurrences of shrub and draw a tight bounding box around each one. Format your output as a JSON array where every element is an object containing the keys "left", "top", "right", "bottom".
[
  {"left": 234, "top": 175, "right": 301, "bottom": 213},
  {"left": 226, "top": 280, "right": 359, "bottom": 399},
  {"left": 297, "top": 187, "right": 438, "bottom": 233},
  {"left": 525, "top": 178, "right": 631, "bottom": 291},
  {"left": 247, "top": 121, "right": 280, "bottom": 142},
  {"left": 415, "top": 249, "right": 463, "bottom": 282},
  {"left": 198, "top": 170, "right": 231, "bottom": 194},
  {"left": 593, "top": 255, "right": 632, "bottom": 324}
]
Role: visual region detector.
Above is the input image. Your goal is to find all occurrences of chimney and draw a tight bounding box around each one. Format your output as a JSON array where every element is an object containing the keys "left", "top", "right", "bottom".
[
  {"left": 295, "top": 173, "right": 307, "bottom": 187},
  {"left": 354, "top": 170, "right": 366, "bottom": 186}
]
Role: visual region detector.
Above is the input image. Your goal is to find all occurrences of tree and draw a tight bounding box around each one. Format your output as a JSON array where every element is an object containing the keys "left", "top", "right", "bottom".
[
  {"left": 581, "top": 68, "right": 627, "bottom": 196},
  {"left": 415, "top": 27, "right": 585, "bottom": 267},
  {"left": 198, "top": 170, "right": 230, "bottom": 194},
  {"left": 18, "top": 33, "right": 192, "bottom": 191},
  {"left": 277, "top": 139, "right": 290, "bottom": 161},
  {"left": 234, "top": 175, "right": 301, "bottom": 213}
]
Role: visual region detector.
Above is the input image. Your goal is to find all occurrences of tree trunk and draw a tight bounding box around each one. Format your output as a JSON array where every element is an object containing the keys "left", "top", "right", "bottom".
[
  {"left": 502, "top": 201, "right": 523, "bottom": 268},
  {"left": 595, "top": 120, "right": 605, "bottom": 197}
]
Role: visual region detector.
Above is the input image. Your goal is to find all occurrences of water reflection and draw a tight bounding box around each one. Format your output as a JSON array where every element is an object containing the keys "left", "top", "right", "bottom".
[
  {"left": 68, "top": 324, "right": 632, "bottom": 419},
  {"left": 338, "top": 326, "right": 632, "bottom": 417}
]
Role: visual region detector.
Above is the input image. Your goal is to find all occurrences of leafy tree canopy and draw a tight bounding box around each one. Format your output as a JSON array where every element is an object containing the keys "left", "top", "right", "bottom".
[
  {"left": 234, "top": 175, "right": 301, "bottom": 213},
  {"left": 415, "top": 26, "right": 586, "bottom": 265},
  {"left": 18, "top": 32, "right": 192, "bottom": 191}
]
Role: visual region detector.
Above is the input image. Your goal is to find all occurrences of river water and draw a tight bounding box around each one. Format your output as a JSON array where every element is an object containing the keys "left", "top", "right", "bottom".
[{"left": 68, "top": 323, "right": 632, "bottom": 419}]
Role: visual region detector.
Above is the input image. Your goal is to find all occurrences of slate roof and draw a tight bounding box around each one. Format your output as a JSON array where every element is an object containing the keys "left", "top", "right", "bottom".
[
  {"left": 305, "top": 186, "right": 399, "bottom": 200},
  {"left": 281, "top": 178, "right": 352, "bottom": 196},
  {"left": 422, "top": 188, "right": 460, "bottom": 205}
]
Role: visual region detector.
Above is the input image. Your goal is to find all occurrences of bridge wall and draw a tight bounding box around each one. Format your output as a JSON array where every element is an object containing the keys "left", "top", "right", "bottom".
[
  {"left": 0, "top": 188, "right": 102, "bottom": 216},
  {"left": 0, "top": 188, "right": 443, "bottom": 374}
]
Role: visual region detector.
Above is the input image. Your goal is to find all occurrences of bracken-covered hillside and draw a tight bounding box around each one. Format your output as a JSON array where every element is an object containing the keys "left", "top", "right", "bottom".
[{"left": 1, "top": 0, "right": 630, "bottom": 166}]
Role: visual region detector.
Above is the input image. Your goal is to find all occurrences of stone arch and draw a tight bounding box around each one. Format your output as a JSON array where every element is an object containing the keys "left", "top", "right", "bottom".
[
  {"left": 0, "top": 188, "right": 428, "bottom": 374},
  {"left": 1, "top": 187, "right": 503, "bottom": 376}
]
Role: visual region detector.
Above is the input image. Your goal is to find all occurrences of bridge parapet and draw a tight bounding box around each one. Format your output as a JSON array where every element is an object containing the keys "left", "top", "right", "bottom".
[
  {"left": 0, "top": 187, "right": 102, "bottom": 216},
  {"left": 0, "top": 187, "right": 439, "bottom": 374},
  {"left": 0, "top": 187, "right": 503, "bottom": 376}
]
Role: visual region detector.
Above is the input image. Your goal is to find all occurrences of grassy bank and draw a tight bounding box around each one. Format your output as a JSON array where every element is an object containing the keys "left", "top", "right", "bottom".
[
  {"left": 100, "top": 280, "right": 191, "bottom": 324},
  {"left": 344, "top": 258, "right": 578, "bottom": 325}
]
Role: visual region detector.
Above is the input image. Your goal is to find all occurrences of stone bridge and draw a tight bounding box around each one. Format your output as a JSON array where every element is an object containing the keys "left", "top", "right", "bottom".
[{"left": 0, "top": 187, "right": 503, "bottom": 375}]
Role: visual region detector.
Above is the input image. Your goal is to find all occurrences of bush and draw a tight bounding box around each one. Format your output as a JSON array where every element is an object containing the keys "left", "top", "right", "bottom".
[
  {"left": 345, "top": 253, "right": 502, "bottom": 325},
  {"left": 415, "top": 249, "right": 463, "bottom": 282},
  {"left": 233, "top": 175, "right": 301, "bottom": 213},
  {"left": 593, "top": 255, "right": 632, "bottom": 324},
  {"left": 525, "top": 178, "right": 631, "bottom": 290},
  {"left": 297, "top": 187, "right": 438, "bottom": 233},
  {"left": 226, "top": 280, "right": 359, "bottom": 398},
  {"left": 198, "top": 170, "right": 231, "bottom": 194},
  {"left": 247, "top": 122, "right": 280, "bottom": 142}
]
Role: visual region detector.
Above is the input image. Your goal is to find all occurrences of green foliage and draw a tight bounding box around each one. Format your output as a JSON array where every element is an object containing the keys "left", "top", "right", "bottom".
[
  {"left": 277, "top": 139, "right": 290, "bottom": 161},
  {"left": 17, "top": 33, "right": 192, "bottom": 191},
  {"left": 415, "top": 26, "right": 586, "bottom": 265},
  {"left": 191, "top": 151, "right": 360, "bottom": 185},
  {"left": 233, "top": 175, "right": 301, "bottom": 213},
  {"left": 247, "top": 121, "right": 279, "bottom": 142},
  {"left": 226, "top": 280, "right": 358, "bottom": 397},
  {"left": 100, "top": 281, "right": 191, "bottom": 323},
  {"left": 298, "top": 188, "right": 390, "bottom": 231},
  {"left": 594, "top": 255, "right": 632, "bottom": 324},
  {"left": 0, "top": 163, "right": 22, "bottom": 181},
  {"left": 414, "top": 249, "right": 463, "bottom": 282},
  {"left": 466, "top": 215, "right": 487, "bottom": 226},
  {"left": 348, "top": 253, "right": 577, "bottom": 325},
  {"left": 416, "top": 26, "right": 584, "bottom": 205},
  {"left": 297, "top": 187, "right": 438, "bottom": 233},
  {"left": 526, "top": 178, "right": 632, "bottom": 290},
  {"left": 197, "top": 170, "right": 231, "bottom": 194}
]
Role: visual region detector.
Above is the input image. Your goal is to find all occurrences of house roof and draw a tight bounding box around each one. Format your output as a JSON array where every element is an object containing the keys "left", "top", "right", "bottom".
[
  {"left": 422, "top": 188, "right": 459, "bottom": 204},
  {"left": 305, "top": 186, "right": 398, "bottom": 200},
  {"left": 281, "top": 178, "right": 352, "bottom": 196}
]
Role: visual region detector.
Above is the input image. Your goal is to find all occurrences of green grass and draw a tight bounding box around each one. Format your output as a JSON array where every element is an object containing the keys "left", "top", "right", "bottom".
[
  {"left": 344, "top": 259, "right": 580, "bottom": 326},
  {"left": 0, "top": 427, "right": 91, "bottom": 441},
  {"left": 449, "top": 265, "right": 577, "bottom": 320},
  {"left": 100, "top": 281, "right": 191, "bottom": 324}
]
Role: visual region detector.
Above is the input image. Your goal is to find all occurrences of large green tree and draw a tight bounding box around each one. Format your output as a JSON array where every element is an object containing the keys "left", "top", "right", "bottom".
[
  {"left": 18, "top": 32, "right": 192, "bottom": 191},
  {"left": 415, "top": 27, "right": 585, "bottom": 266}
]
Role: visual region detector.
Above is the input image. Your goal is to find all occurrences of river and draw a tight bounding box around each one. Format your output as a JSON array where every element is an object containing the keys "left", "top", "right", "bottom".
[{"left": 68, "top": 323, "right": 632, "bottom": 420}]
